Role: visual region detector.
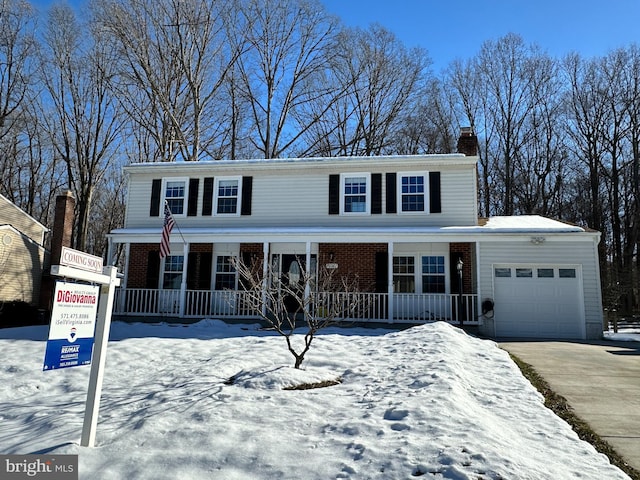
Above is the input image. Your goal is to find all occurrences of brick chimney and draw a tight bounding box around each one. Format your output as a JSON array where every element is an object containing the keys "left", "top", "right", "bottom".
[
  {"left": 457, "top": 127, "right": 478, "bottom": 156},
  {"left": 50, "top": 190, "right": 75, "bottom": 264}
]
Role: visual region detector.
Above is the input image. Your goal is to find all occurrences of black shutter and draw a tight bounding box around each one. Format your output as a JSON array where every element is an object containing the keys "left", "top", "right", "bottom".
[
  {"left": 241, "top": 176, "right": 253, "bottom": 215},
  {"left": 371, "top": 173, "right": 382, "bottom": 214},
  {"left": 385, "top": 173, "right": 396, "bottom": 213},
  {"left": 150, "top": 179, "right": 162, "bottom": 217},
  {"left": 203, "top": 177, "right": 214, "bottom": 216},
  {"left": 187, "top": 252, "right": 198, "bottom": 289},
  {"left": 328, "top": 174, "right": 340, "bottom": 215},
  {"left": 198, "top": 252, "right": 213, "bottom": 290},
  {"left": 429, "top": 172, "right": 441, "bottom": 213},
  {"left": 375, "top": 251, "right": 388, "bottom": 293},
  {"left": 188, "top": 178, "right": 199, "bottom": 216},
  {"left": 146, "top": 250, "right": 160, "bottom": 288}
]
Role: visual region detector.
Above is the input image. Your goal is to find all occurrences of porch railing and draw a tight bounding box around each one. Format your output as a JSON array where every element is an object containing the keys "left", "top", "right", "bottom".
[{"left": 114, "top": 288, "right": 480, "bottom": 325}]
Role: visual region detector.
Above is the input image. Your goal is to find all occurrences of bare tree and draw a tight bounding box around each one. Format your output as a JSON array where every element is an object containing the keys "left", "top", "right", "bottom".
[
  {"left": 235, "top": 0, "right": 341, "bottom": 159},
  {"left": 95, "top": 0, "right": 241, "bottom": 162},
  {"left": 40, "top": 4, "right": 123, "bottom": 252},
  {"left": 232, "top": 256, "right": 367, "bottom": 369},
  {"left": 301, "top": 24, "right": 430, "bottom": 157}
]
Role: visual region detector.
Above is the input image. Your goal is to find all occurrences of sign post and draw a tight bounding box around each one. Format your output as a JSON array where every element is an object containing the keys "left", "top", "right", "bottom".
[
  {"left": 45, "top": 247, "right": 120, "bottom": 448},
  {"left": 80, "top": 266, "right": 119, "bottom": 447}
]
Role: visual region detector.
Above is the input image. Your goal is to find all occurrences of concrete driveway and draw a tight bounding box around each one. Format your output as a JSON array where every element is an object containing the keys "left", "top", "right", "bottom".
[{"left": 500, "top": 339, "right": 640, "bottom": 474}]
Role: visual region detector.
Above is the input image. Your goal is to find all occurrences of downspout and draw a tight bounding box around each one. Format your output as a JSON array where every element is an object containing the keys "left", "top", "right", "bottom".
[{"left": 388, "top": 241, "right": 394, "bottom": 324}]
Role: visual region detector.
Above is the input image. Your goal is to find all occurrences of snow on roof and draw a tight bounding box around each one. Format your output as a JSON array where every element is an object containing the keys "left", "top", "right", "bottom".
[{"left": 480, "top": 215, "right": 585, "bottom": 233}]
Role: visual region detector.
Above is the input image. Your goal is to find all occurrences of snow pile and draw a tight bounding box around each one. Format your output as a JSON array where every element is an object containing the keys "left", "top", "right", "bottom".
[{"left": 0, "top": 321, "right": 629, "bottom": 479}]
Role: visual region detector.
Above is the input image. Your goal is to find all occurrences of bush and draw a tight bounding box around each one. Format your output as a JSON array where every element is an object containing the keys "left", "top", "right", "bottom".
[{"left": 0, "top": 301, "right": 44, "bottom": 328}]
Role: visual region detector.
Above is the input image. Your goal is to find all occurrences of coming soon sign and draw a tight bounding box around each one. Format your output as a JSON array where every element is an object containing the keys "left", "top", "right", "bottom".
[{"left": 43, "top": 281, "right": 100, "bottom": 370}]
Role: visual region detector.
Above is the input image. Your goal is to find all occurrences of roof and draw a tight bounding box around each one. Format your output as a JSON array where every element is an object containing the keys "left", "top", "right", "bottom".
[{"left": 123, "top": 153, "right": 478, "bottom": 174}]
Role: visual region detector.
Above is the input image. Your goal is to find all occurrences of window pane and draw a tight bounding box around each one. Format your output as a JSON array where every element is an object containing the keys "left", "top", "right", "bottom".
[
  {"left": 163, "top": 255, "right": 184, "bottom": 289},
  {"left": 215, "top": 256, "right": 236, "bottom": 290},
  {"left": 401, "top": 175, "right": 425, "bottom": 212},
  {"left": 537, "top": 268, "right": 554, "bottom": 278},
  {"left": 559, "top": 268, "right": 576, "bottom": 278},
  {"left": 422, "top": 276, "right": 445, "bottom": 293},
  {"left": 516, "top": 268, "right": 533, "bottom": 278},
  {"left": 393, "top": 256, "right": 414, "bottom": 274},
  {"left": 422, "top": 256, "right": 445, "bottom": 293},
  {"left": 393, "top": 256, "right": 415, "bottom": 293},
  {"left": 217, "top": 179, "right": 239, "bottom": 214},
  {"left": 393, "top": 276, "right": 415, "bottom": 293},
  {"left": 494, "top": 268, "right": 511, "bottom": 278},
  {"left": 344, "top": 176, "right": 367, "bottom": 213},
  {"left": 165, "top": 181, "right": 185, "bottom": 215}
]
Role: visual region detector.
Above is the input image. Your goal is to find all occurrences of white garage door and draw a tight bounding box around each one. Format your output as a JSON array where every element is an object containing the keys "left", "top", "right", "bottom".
[{"left": 493, "top": 265, "right": 584, "bottom": 338}]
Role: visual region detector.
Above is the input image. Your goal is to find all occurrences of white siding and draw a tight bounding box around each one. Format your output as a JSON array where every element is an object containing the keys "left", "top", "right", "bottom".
[
  {"left": 124, "top": 159, "right": 478, "bottom": 229},
  {"left": 0, "top": 227, "right": 45, "bottom": 304},
  {"left": 477, "top": 239, "right": 603, "bottom": 339},
  {"left": 0, "top": 195, "right": 47, "bottom": 244}
]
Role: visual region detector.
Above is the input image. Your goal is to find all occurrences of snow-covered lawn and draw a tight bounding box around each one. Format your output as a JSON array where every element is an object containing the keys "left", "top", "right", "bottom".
[{"left": 0, "top": 320, "right": 630, "bottom": 479}]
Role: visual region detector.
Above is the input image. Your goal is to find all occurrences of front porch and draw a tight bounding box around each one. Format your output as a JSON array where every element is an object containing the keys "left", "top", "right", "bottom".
[{"left": 113, "top": 288, "right": 480, "bottom": 325}]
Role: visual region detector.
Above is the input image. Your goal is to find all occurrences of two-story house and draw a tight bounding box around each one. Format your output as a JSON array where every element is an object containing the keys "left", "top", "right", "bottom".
[{"left": 108, "top": 134, "right": 603, "bottom": 340}]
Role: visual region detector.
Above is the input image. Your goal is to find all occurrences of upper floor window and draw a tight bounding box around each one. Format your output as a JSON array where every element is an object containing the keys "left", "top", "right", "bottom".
[
  {"left": 398, "top": 172, "right": 426, "bottom": 213},
  {"left": 215, "top": 177, "right": 241, "bottom": 215},
  {"left": 164, "top": 178, "right": 188, "bottom": 215},
  {"left": 342, "top": 173, "right": 370, "bottom": 214}
]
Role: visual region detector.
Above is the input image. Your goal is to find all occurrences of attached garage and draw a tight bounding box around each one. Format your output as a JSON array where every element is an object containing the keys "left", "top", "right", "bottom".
[{"left": 492, "top": 264, "right": 584, "bottom": 338}]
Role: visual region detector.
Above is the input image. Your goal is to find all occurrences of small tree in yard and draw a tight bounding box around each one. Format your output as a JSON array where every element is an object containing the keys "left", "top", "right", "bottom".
[{"left": 232, "top": 256, "right": 368, "bottom": 369}]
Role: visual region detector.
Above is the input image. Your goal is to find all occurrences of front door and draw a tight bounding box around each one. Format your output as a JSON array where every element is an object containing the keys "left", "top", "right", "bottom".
[{"left": 271, "top": 254, "right": 317, "bottom": 314}]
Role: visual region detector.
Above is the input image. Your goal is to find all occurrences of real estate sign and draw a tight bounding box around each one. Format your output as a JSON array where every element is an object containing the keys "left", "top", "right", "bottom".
[{"left": 43, "top": 281, "right": 100, "bottom": 371}]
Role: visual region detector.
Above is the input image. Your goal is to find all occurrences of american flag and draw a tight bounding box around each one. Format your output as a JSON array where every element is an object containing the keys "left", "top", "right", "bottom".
[{"left": 159, "top": 202, "right": 175, "bottom": 258}]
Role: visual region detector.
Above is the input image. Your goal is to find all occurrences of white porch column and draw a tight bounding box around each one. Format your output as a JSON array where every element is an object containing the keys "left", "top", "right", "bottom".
[
  {"left": 305, "top": 241, "right": 312, "bottom": 303},
  {"left": 121, "top": 243, "right": 130, "bottom": 290},
  {"left": 262, "top": 242, "right": 269, "bottom": 318},
  {"left": 179, "top": 242, "right": 189, "bottom": 317},
  {"left": 387, "top": 241, "right": 394, "bottom": 324}
]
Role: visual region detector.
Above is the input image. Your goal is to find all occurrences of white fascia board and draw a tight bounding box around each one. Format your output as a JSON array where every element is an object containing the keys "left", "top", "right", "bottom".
[{"left": 124, "top": 154, "right": 477, "bottom": 175}]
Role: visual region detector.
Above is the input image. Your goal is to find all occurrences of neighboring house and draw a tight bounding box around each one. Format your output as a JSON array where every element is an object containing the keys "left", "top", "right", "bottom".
[
  {"left": 108, "top": 132, "right": 604, "bottom": 340},
  {"left": 0, "top": 194, "right": 48, "bottom": 305}
]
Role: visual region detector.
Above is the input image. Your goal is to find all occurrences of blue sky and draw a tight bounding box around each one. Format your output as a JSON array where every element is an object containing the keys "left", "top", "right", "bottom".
[
  {"left": 322, "top": 0, "right": 640, "bottom": 70},
  {"left": 30, "top": 0, "right": 640, "bottom": 71}
]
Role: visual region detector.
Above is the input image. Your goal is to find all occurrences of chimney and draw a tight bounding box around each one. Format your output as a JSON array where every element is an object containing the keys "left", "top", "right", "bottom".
[
  {"left": 50, "top": 190, "right": 75, "bottom": 264},
  {"left": 457, "top": 127, "right": 478, "bottom": 156}
]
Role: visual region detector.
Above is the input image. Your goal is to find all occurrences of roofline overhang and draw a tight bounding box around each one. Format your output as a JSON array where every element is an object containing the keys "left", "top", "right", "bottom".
[{"left": 107, "top": 226, "right": 600, "bottom": 245}]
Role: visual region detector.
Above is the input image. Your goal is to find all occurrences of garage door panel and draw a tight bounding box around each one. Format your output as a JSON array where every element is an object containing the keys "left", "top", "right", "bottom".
[{"left": 494, "top": 265, "right": 583, "bottom": 338}]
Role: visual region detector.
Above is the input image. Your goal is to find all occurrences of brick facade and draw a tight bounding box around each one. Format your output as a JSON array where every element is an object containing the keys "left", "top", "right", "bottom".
[
  {"left": 127, "top": 243, "right": 158, "bottom": 288},
  {"left": 318, "top": 243, "right": 387, "bottom": 292},
  {"left": 449, "top": 243, "right": 474, "bottom": 293},
  {"left": 126, "top": 241, "right": 475, "bottom": 294}
]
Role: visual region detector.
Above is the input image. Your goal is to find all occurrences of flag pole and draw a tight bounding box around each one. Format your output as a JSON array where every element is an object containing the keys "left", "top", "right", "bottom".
[{"left": 165, "top": 200, "right": 188, "bottom": 245}]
